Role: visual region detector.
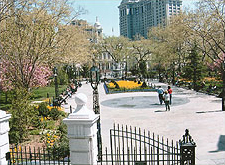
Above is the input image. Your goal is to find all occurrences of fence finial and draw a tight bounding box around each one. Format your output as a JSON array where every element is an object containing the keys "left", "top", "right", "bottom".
[
  {"left": 180, "top": 129, "right": 196, "bottom": 165},
  {"left": 180, "top": 129, "right": 196, "bottom": 145}
]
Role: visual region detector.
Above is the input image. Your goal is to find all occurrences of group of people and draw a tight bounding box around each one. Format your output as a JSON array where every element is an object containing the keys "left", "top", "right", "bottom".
[{"left": 157, "top": 86, "right": 172, "bottom": 111}]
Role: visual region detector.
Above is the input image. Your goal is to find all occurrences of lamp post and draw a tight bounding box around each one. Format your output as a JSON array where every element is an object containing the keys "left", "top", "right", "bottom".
[
  {"left": 53, "top": 67, "right": 59, "bottom": 98},
  {"left": 90, "top": 66, "right": 100, "bottom": 114},
  {"left": 90, "top": 66, "right": 102, "bottom": 160}
]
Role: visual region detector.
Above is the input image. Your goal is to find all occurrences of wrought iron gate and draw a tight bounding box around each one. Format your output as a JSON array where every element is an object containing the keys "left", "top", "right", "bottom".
[{"left": 98, "top": 124, "right": 196, "bottom": 165}]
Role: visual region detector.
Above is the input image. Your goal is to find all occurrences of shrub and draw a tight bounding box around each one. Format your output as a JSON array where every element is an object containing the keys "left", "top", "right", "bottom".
[
  {"left": 46, "top": 120, "right": 56, "bottom": 130},
  {"left": 56, "top": 122, "right": 69, "bottom": 157},
  {"left": 9, "top": 89, "right": 33, "bottom": 144},
  {"left": 49, "top": 108, "right": 61, "bottom": 120},
  {"left": 44, "top": 122, "right": 69, "bottom": 159},
  {"left": 38, "top": 102, "right": 50, "bottom": 117},
  {"left": 30, "top": 129, "right": 40, "bottom": 135},
  {"left": 30, "top": 106, "right": 41, "bottom": 128}
]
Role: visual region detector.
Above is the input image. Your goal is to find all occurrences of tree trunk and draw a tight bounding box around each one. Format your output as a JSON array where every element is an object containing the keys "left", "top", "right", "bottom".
[
  {"left": 5, "top": 92, "right": 8, "bottom": 103},
  {"left": 158, "top": 66, "right": 162, "bottom": 82},
  {"left": 222, "top": 70, "right": 225, "bottom": 111},
  {"left": 193, "top": 66, "right": 197, "bottom": 91},
  {"left": 172, "top": 64, "right": 175, "bottom": 85}
]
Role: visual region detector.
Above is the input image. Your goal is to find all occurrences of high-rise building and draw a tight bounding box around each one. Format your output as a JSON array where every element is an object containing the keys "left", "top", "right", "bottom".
[{"left": 119, "top": 0, "right": 182, "bottom": 39}]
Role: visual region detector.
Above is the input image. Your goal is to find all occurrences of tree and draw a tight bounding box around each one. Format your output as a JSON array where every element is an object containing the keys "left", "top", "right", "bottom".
[
  {"left": 183, "top": 0, "right": 225, "bottom": 110},
  {"left": 97, "top": 36, "right": 130, "bottom": 64},
  {"left": 0, "top": 60, "right": 52, "bottom": 91},
  {"left": 130, "top": 38, "right": 152, "bottom": 78},
  {"left": 95, "top": 36, "right": 130, "bottom": 78},
  {"left": 148, "top": 26, "right": 175, "bottom": 82},
  {"left": 148, "top": 13, "right": 200, "bottom": 83},
  {"left": 57, "top": 24, "right": 91, "bottom": 65},
  {"left": 0, "top": 0, "right": 89, "bottom": 91},
  {"left": 80, "top": 63, "right": 91, "bottom": 78},
  {"left": 0, "top": 0, "right": 27, "bottom": 23},
  {"left": 182, "top": 43, "right": 207, "bottom": 90}
]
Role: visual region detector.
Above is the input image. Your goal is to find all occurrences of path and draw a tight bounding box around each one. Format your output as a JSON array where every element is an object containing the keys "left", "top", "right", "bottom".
[{"left": 62, "top": 80, "right": 225, "bottom": 165}]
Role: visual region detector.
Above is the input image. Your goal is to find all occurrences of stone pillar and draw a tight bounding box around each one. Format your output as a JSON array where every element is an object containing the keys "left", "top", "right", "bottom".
[
  {"left": 63, "top": 93, "right": 99, "bottom": 165},
  {"left": 0, "top": 110, "right": 11, "bottom": 165}
]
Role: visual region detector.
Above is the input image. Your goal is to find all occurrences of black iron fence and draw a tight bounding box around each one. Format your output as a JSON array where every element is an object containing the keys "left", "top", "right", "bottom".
[
  {"left": 6, "top": 127, "right": 195, "bottom": 165},
  {"left": 98, "top": 124, "right": 196, "bottom": 165},
  {"left": 6, "top": 146, "right": 70, "bottom": 165}
]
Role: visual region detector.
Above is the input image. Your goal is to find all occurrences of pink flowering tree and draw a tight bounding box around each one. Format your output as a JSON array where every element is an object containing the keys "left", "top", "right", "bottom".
[
  {"left": 207, "top": 53, "right": 225, "bottom": 75},
  {"left": 0, "top": 59, "right": 52, "bottom": 92}
]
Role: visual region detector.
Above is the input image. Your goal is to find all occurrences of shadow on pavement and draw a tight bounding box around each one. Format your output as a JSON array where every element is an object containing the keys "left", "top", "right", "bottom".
[
  {"left": 209, "top": 135, "right": 225, "bottom": 153},
  {"left": 196, "top": 110, "right": 223, "bottom": 114},
  {"left": 154, "top": 110, "right": 167, "bottom": 113}
]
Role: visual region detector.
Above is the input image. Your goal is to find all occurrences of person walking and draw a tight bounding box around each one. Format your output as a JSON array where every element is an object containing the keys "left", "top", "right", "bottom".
[
  {"left": 157, "top": 86, "right": 164, "bottom": 104},
  {"left": 167, "top": 86, "right": 172, "bottom": 104},
  {"left": 164, "top": 91, "right": 170, "bottom": 111}
]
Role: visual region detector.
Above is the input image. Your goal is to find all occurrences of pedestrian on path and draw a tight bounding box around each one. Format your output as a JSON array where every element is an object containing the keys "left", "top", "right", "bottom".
[
  {"left": 167, "top": 86, "right": 172, "bottom": 104},
  {"left": 157, "top": 86, "right": 164, "bottom": 104},
  {"left": 164, "top": 91, "right": 170, "bottom": 111}
]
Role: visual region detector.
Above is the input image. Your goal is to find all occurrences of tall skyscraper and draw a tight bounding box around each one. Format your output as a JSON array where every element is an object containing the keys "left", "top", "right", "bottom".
[{"left": 119, "top": 0, "right": 182, "bottom": 39}]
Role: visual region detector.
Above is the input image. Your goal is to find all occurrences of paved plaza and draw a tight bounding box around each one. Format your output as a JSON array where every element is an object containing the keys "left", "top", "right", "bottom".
[{"left": 63, "top": 80, "right": 225, "bottom": 165}]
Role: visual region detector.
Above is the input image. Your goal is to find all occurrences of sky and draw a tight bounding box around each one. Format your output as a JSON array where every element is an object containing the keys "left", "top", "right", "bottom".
[{"left": 73, "top": 0, "right": 198, "bottom": 37}]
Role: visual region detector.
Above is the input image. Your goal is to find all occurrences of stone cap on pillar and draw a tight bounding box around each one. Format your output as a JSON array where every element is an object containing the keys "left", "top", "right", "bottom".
[
  {"left": 0, "top": 110, "right": 11, "bottom": 123},
  {"left": 0, "top": 110, "right": 11, "bottom": 136},
  {"left": 0, "top": 110, "right": 11, "bottom": 120},
  {"left": 63, "top": 93, "right": 99, "bottom": 137},
  {"left": 68, "top": 93, "right": 97, "bottom": 120}
]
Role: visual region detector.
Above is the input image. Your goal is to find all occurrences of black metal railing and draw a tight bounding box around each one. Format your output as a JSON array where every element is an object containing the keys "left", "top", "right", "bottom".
[
  {"left": 98, "top": 124, "right": 180, "bottom": 165},
  {"left": 6, "top": 146, "right": 70, "bottom": 165}
]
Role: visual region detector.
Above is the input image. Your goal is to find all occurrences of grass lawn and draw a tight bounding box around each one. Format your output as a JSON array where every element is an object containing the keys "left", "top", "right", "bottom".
[
  {"left": 31, "top": 85, "right": 68, "bottom": 101},
  {"left": 0, "top": 85, "right": 68, "bottom": 111}
]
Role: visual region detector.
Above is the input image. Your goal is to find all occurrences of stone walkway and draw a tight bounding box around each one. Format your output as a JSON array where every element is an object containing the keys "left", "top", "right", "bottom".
[{"left": 62, "top": 80, "right": 225, "bottom": 165}]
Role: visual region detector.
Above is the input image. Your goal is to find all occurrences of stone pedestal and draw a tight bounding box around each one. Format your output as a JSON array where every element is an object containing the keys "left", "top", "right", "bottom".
[
  {"left": 63, "top": 93, "right": 99, "bottom": 165},
  {"left": 0, "top": 110, "right": 11, "bottom": 165}
]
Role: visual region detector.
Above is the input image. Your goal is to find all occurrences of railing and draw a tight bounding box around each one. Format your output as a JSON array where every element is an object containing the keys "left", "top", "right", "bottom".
[
  {"left": 99, "top": 124, "right": 180, "bottom": 165},
  {"left": 6, "top": 146, "right": 70, "bottom": 165}
]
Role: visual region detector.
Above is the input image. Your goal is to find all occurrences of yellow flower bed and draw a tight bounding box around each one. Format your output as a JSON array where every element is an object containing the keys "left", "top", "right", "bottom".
[
  {"left": 42, "top": 98, "right": 50, "bottom": 102},
  {"left": 177, "top": 78, "right": 192, "bottom": 83},
  {"left": 47, "top": 105, "right": 64, "bottom": 111},
  {"left": 40, "top": 98, "right": 65, "bottom": 111},
  {"left": 108, "top": 80, "right": 143, "bottom": 89},
  {"left": 45, "top": 132, "right": 59, "bottom": 148},
  {"left": 203, "top": 77, "right": 222, "bottom": 82}
]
